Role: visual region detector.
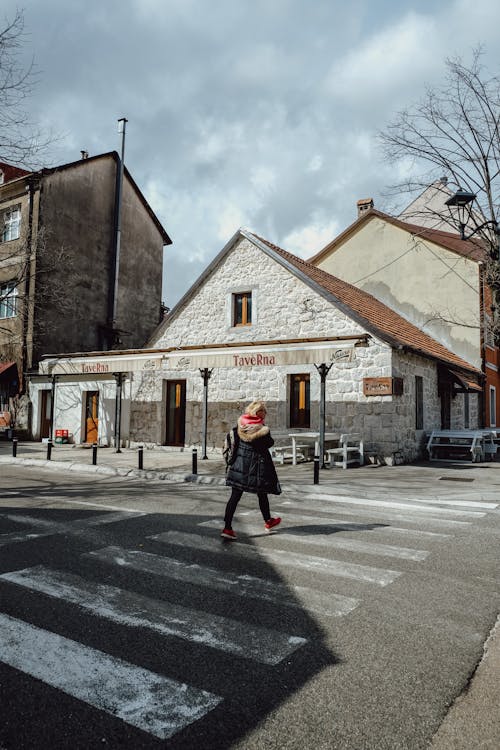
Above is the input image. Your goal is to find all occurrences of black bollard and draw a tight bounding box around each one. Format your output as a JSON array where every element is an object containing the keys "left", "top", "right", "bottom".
[
  {"left": 92, "top": 443, "right": 98, "bottom": 465},
  {"left": 138, "top": 445, "right": 144, "bottom": 470},
  {"left": 12, "top": 438, "right": 18, "bottom": 457},
  {"left": 46, "top": 439, "right": 53, "bottom": 461},
  {"left": 313, "top": 454, "right": 320, "bottom": 485},
  {"left": 192, "top": 448, "right": 198, "bottom": 475}
]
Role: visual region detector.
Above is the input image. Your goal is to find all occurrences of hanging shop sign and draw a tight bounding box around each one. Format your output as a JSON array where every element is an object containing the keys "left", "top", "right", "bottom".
[
  {"left": 163, "top": 345, "right": 356, "bottom": 370},
  {"left": 363, "top": 377, "right": 403, "bottom": 396},
  {"left": 39, "top": 356, "right": 162, "bottom": 376}
]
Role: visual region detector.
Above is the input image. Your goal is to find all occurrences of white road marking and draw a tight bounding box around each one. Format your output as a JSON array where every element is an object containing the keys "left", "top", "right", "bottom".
[
  {"left": 400, "top": 497, "right": 497, "bottom": 509},
  {"left": 372, "top": 526, "right": 449, "bottom": 539},
  {"left": 48, "top": 499, "right": 148, "bottom": 513},
  {"left": 2, "top": 566, "right": 306, "bottom": 665},
  {"left": 198, "top": 519, "right": 428, "bottom": 561},
  {"left": 278, "top": 501, "right": 471, "bottom": 528},
  {"left": 151, "top": 530, "right": 401, "bottom": 586},
  {"left": 274, "top": 506, "right": 452, "bottom": 537},
  {"left": 290, "top": 487, "right": 498, "bottom": 510},
  {"left": 86, "top": 545, "right": 359, "bottom": 618},
  {"left": 5, "top": 511, "right": 145, "bottom": 528},
  {"left": 0, "top": 510, "right": 145, "bottom": 547},
  {"left": 0, "top": 612, "right": 221, "bottom": 740},
  {"left": 0, "top": 530, "right": 46, "bottom": 546},
  {"left": 298, "top": 494, "right": 485, "bottom": 517},
  {"left": 3, "top": 497, "right": 148, "bottom": 513}
]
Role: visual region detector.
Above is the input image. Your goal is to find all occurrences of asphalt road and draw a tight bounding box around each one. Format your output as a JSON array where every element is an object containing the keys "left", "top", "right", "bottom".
[{"left": 1, "top": 464, "right": 499, "bottom": 749}]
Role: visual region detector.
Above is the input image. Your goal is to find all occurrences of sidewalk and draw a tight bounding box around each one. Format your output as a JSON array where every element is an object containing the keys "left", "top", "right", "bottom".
[
  {"left": 1, "top": 439, "right": 499, "bottom": 748},
  {"left": 2, "top": 438, "right": 500, "bottom": 487}
]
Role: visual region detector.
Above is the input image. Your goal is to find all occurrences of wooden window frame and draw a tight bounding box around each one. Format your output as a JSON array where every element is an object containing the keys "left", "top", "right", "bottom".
[
  {"left": 233, "top": 291, "right": 252, "bottom": 327},
  {"left": 1, "top": 205, "right": 21, "bottom": 243},
  {"left": 0, "top": 282, "right": 17, "bottom": 319},
  {"left": 490, "top": 386, "right": 497, "bottom": 428}
]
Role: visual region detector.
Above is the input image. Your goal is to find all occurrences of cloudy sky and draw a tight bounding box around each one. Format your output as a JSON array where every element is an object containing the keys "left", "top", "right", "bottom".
[{"left": 3, "top": 0, "right": 500, "bottom": 307}]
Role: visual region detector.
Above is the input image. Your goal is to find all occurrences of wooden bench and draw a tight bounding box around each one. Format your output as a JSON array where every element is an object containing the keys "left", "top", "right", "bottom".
[
  {"left": 426, "top": 430, "right": 487, "bottom": 462},
  {"left": 325, "top": 433, "right": 364, "bottom": 469}
]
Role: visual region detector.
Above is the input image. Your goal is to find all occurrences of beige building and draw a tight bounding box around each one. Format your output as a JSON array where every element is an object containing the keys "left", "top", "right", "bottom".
[{"left": 309, "top": 205, "right": 500, "bottom": 429}]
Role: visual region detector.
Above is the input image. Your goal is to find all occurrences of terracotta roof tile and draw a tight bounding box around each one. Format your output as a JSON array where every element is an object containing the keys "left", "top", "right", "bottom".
[
  {"left": 0, "top": 162, "right": 31, "bottom": 183},
  {"left": 251, "top": 233, "right": 481, "bottom": 377}
]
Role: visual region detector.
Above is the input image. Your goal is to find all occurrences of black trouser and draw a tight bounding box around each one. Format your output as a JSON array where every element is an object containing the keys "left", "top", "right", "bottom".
[{"left": 224, "top": 487, "right": 271, "bottom": 528}]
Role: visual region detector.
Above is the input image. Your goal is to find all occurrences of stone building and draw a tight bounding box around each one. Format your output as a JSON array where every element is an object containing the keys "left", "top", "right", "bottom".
[
  {"left": 0, "top": 152, "right": 171, "bottom": 435},
  {"left": 36, "top": 229, "right": 481, "bottom": 462}
]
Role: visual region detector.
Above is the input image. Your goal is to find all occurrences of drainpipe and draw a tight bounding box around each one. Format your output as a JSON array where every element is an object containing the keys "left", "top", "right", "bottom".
[
  {"left": 114, "top": 372, "right": 124, "bottom": 453},
  {"left": 21, "top": 176, "right": 38, "bottom": 392},
  {"left": 479, "top": 262, "right": 487, "bottom": 428},
  {"left": 49, "top": 374, "right": 56, "bottom": 441},
  {"left": 107, "top": 118, "right": 128, "bottom": 348}
]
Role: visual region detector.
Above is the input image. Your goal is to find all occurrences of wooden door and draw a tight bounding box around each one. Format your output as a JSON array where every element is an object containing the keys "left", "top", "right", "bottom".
[
  {"left": 165, "top": 380, "right": 186, "bottom": 446},
  {"left": 290, "top": 374, "right": 310, "bottom": 428},
  {"left": 40, "top": 390, "right": 52, "bottom": 439},
  {"left": 84, "top": 391, "right": 99, "bottom": 444}
]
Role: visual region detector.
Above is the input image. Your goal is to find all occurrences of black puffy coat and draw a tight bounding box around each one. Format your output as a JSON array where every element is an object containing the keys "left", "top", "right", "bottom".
[{"left": 226, "top": 420, "right": 281, "bottom": 495}]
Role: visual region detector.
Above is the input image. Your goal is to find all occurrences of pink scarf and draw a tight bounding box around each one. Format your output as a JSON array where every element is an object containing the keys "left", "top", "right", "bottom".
[{"left": 240, "top": 413, "right": 264, "bottom": 427}]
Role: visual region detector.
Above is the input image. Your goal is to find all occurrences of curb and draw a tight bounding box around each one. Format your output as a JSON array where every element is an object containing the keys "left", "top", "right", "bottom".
[{"left": 0, "top": 455, "right": 228, "bottom": 485}]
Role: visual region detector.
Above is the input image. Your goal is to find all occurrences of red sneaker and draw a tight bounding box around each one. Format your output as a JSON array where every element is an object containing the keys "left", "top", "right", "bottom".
[
  {"left": 264, "top": 517, "right": 281, "bottom": 531},
  {"left": 221, "top": 528, "right": 237, "bottom": 539}
]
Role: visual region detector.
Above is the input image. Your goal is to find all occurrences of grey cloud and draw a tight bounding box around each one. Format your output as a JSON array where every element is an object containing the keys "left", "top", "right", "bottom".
[{"left": 3, "top": 0, "right": 500, "bottom": 309}]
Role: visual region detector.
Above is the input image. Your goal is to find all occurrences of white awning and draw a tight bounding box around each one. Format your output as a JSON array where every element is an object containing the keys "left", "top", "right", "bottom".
[{"left": 39, "top": 338, "right": 363, "bottom": 376}]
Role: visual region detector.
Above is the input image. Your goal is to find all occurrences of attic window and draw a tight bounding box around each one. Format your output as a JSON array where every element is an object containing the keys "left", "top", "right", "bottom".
[
  {"left": 233, "top": 292, "right": 252, "bottom": 326},
  {"left": 0, "top": 170, "right": 4, "bottom": 185}
]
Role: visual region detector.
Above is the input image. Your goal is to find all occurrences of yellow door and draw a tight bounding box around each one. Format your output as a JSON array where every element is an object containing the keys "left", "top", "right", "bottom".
[{"left": 84, "top": 391, "right": 99, "bottom": 443}]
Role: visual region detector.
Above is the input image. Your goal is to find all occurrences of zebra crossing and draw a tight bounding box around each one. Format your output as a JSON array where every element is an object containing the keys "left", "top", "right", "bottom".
[{"left": 0, "top": 488, "right": 497, "bottom": 743}]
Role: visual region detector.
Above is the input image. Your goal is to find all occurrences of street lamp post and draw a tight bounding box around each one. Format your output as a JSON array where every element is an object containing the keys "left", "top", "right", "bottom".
[
  {"left": 199, "top": 367, "right": 213, "bottom": 459},
  {"left": 446, "top": 188, "right": 500, "bottom": 426},
  {"left": 445, "top": 188, "right": 500, "bottom": 258}
]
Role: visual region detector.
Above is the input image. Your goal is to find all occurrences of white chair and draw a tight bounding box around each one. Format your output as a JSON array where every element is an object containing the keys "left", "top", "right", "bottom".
[{"left": 325, "top": 433, "right": 364, "bottom": 469}]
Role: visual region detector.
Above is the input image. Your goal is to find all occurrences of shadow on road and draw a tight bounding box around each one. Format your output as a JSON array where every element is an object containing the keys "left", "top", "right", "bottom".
[{"left": 0, "top": 475, "right": 343, "bottom": 749}]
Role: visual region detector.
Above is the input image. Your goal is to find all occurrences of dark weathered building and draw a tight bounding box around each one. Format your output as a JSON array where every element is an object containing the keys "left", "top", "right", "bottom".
[{"left": 0, "top": 152, "right": 171, "bottom": 430}]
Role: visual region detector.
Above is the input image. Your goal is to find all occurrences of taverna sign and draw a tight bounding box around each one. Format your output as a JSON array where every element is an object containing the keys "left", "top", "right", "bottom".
[{"left": 40, "top": 339, "right": 363, "bottom": 375}]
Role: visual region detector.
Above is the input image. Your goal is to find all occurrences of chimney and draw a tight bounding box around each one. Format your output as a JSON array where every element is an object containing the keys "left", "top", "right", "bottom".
[
  {"left": 80, "top": 150, "right": 89, "bottom": 160},
  {"left": 357, "top": 198, "right": 374, "bottom": 217}
]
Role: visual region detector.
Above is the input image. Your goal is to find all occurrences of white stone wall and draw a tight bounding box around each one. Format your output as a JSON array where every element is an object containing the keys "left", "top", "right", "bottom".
[
  {"left": 154, "top": 237, "right": 367, "bottom": 347},
  {"left": 132, "top": 235, "right": 440, "bottom": 460}
]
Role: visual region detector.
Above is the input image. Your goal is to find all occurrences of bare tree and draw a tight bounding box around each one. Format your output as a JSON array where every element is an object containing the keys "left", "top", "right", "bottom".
[
  {"left": 378, "top": 50, "right": 500, "bottom": 342},
  {"left": 0, "top": 8, "right": 50, "bottom": 165}
]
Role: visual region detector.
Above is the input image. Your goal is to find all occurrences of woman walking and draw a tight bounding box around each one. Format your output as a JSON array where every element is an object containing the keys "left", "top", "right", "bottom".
[{"left": 221, "top": 400, "right": 282, "bottom": 539}]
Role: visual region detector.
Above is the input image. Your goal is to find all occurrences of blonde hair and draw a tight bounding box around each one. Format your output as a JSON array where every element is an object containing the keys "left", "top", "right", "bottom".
[{"left": 245, "top": 400, "right": 267, "bottom": 417}]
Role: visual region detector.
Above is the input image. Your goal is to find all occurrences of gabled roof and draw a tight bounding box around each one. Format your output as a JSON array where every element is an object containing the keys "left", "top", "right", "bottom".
[
  {"left": 308, "top": 208, "right": 487, "bottom": 265},
  {"left": 0, "top": 162, "right": 30, "bottom": 183},
  {"left": 0, "top": 153, "right": 171, "bottom": 245},
  {"left": 40, "top": 152, "right": 171, "bottom": 245},
  {"left": 147, "top": 228, "right": 480, "bottom": 378}
]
